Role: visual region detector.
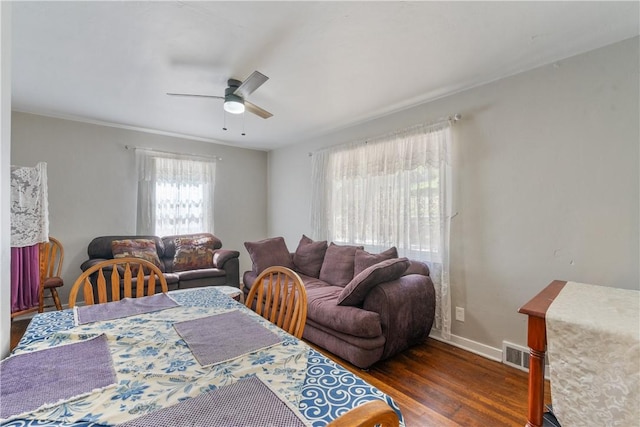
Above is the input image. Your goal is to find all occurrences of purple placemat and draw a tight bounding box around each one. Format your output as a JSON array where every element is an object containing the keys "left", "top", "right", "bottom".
[
  {"left": 0, "top": 334, "right": 116, "bottom": 421},
  {"left": 173, "top": 310, "right": 282, "bottom": 366},
  {"left": 118, "top": 375, "right": 308, "bottom": 427},
  {"left": 75, "top": 293, "right": 179, "bottom": 325}
]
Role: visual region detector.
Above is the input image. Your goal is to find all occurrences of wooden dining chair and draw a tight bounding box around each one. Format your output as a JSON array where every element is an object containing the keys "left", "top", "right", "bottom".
[
  {"left": 327, "top": 400, "right": 400, "bottom": 427},
  {"left": 39, "top": 236, "right": 65, "bottom": 312},
  {"left": 245, "top": 266, "right": 308, "bottom": 338},
  {"left": 68, "top": 257, "right": 168, "bottom": 308}
]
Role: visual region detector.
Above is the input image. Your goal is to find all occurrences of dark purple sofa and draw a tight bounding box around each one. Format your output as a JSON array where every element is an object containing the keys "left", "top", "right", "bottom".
[
  {"left": 243, "top": 235, "right": 436, "bottom": 369},
  {"left": 81, "top": 233, "right": 240, "bottom": 290}
]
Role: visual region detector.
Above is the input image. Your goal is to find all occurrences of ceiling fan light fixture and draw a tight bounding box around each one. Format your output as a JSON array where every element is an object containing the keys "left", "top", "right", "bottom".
[{"left": 223, "top": 94, "right": 245, "bottom": 114}]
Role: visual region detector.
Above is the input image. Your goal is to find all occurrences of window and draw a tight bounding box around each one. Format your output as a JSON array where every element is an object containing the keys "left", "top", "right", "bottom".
[
  {"left": 311, "top": 121, "right": 452, "bottom": 338},
  {"left": 136, "top": 150, "right": 216, "bottom": 236}
]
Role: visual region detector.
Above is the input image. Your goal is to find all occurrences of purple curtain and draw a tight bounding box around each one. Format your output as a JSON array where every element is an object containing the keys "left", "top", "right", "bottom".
[{"left": 11, "top": 244, "right": 40, "bottom": 313}]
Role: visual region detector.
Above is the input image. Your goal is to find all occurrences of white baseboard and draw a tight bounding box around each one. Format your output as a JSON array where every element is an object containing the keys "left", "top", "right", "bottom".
[
  {"left": 429, "top": 331, "right": 503, "bottom": 362},
  {"left": 429, "top": 331, "right": 551, "bottom": 378}
]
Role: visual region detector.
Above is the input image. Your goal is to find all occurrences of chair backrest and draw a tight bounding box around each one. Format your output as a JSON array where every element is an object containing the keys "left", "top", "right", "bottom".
[
  {"left": 68, "top": 257, "right": 168, "bottom": 308},
  {"left": 244, "top": 266, "right": 308, "bottom": 338},
  {"left": 327, "top": 400, "right": 400, "bottom": 427},
  {"left": 42, "top": 236, "right": 64, "bottom": 279}
]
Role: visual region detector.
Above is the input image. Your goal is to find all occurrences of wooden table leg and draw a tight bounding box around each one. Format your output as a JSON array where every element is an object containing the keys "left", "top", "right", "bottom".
[
  {"left": 519, "top": 281, "right": 566, "bottom": 427},
  {"left": 525, "top": 316, "right": 547, "bottom": 427}
]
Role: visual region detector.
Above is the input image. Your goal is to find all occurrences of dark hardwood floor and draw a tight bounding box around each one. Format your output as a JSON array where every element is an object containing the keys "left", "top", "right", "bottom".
[
  {"left": 10, "top": 317, "right": 31, "bottom": 351},
  {"left": 307, "top": 339, "right": 551, "bottom": 427},
  {"left": 10, "top": 318, "right": 550, "bottom": 426}
]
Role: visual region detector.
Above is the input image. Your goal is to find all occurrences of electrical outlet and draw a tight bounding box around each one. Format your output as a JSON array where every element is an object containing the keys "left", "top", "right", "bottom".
[{"left": 455, "top": 306, "right": 465, "bottom": 322}]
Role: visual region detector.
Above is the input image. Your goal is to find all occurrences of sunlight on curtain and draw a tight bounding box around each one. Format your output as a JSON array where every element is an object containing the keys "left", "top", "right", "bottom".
[
  {"left": 136, "top": 150, "right": 216, "bottom": 236},
  {"left": 311, "top": 122, "right": 452, "bottom": 339}
]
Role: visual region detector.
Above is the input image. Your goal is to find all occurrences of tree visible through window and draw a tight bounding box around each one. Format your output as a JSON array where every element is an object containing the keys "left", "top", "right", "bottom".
[{"left": 136, "top": 150, "right": 216, "bottom": 236}]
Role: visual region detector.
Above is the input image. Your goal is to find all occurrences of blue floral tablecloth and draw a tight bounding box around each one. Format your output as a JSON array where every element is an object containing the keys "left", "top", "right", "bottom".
[{"left": 3, "top": 287, "right": 404, "bottom": 426}]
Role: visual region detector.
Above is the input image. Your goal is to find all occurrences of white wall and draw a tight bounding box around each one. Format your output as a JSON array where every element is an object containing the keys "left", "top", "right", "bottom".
[
  {"left": 0, "top": 2, "right": 12, "bottom": 358},
  {"left": 11, "top": 113, "right": 268, "bottom": 306},
  {"left": 268, "top": 37, "right": 640, "bottom": 353}
]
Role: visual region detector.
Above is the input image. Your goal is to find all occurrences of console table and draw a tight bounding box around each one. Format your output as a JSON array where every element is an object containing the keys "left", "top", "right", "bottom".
[{"left": 518, "top": 280, "right": 566, "bottom": 427}]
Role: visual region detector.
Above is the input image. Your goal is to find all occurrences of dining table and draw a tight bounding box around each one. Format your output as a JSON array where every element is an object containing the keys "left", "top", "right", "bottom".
[{"left": 1, "top": 287, "right": 405, "bottom": 426}]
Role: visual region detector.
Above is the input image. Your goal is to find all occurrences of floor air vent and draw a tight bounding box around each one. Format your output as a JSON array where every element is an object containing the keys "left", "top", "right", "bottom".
[{"left": 502, "top": 341, "right": 530, "bottom": 372}]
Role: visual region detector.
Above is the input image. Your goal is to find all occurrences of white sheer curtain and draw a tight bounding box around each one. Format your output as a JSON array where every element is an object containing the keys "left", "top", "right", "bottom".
[
  {"left": 136, "top": 150, "right": 216, "bottom": 236},
  {"left": 10, "top": 162, "right": 49, "bottom": 247},
  {"left": 311, "top": 121, "right": 452, "bottom": 339}
]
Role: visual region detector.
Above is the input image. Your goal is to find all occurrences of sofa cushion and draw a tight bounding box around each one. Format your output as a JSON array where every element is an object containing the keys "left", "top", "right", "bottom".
[
  {"left": 304, "top": 319, "right": 386, "bottom": 350},
  {"left": 162, "top": 233, "right": 222, "bottom": 259},
  {"left": 303, "top": 279, "right": 382, "bottom": 338},
  {"left": 88, "top": 235, "right": 164, "bottom": 259},
  {"left": 338, "top": 257, "right": 410, "bottom": 306},
  {"left": 174, "top": 268, "right": 226, "bottom": 281},
  {"left": 162, "top": 273, "right": 180, "bottom": 285},
  {"left": 173, "top": 235, "right": 216, "bottom": 272},
  {"left": 354, "top": 247, "right": 398, "bottom": 276},
  {"left": 318, "top": 243, "right": 362, "bottom": 287},
  {"left": 245, "top": 237, "right": 294, "bottom": 274},
  {"left": 293, "top": 235, "right": 327, "bottom": 278},
  {"left": 111, "top": 239, "right": 163, "bottom": 274}
]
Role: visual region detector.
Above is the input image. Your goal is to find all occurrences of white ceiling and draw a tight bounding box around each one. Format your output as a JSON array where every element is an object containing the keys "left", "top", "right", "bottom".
[{"left": 11, "top": 1, "right": 639, "bottom": 151}]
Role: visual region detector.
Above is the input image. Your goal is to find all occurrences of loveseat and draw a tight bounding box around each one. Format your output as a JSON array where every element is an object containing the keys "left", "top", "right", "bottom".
[
  {"left": 243, "top": 235, "right": 436, "bottom": 368},
  {"left": 81, "top": 233, "right": 240, "bottom": 291}
]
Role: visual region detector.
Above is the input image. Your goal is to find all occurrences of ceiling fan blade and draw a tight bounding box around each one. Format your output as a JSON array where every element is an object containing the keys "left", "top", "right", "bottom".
[
  {"left": 245, "top": 100, "right": 273, "bottom": 119},
  {"left": 233, "top": 71, "right": 269, "bottom": 98},
  {"left": 166, "top": 93, "right": 224, "bottom": 100}
]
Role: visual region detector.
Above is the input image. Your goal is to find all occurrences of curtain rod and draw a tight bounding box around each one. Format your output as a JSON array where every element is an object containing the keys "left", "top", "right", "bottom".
[
  {"left": 124, "top": 145, "right": 222, "bottom": 161},
  {"left": 308, "top": 113, "right": 461, "bottom": 157}
]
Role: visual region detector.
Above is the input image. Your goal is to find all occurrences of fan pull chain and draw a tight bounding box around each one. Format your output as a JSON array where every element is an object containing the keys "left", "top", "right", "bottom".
[
  {"left": 222, "top": 110, "right": 227, "bottom": 131},
  {"left": 241, "top": 112, "right": 246, "bottom": 136}
]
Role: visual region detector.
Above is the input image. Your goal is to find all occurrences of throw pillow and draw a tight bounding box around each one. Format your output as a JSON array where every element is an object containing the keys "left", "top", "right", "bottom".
[
  {"left": 111, "top": 239, "right": 162, "bottom": 275},
  {"left": 318, "top": 243, "right": 363, "bottom": 287},
  {"left": 338, "top": 257, "right": 410, "bottom": 306},
  {"left": 293, "top": 235, "right": 328, "bottom": 278},
  {"left": 353, "top": 246, "right": 398, "bottom": 276},
  {"left": 173, "top": 236, "right": 216, "bottom": 272},
  {"left": 244, "top": 237, "right": 294, "bottom": 274}
]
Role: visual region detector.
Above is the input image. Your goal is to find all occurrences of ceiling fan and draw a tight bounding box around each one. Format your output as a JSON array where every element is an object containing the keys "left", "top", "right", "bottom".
[{"left": 167, "top": 70, "right": 273, "bottom": 119}]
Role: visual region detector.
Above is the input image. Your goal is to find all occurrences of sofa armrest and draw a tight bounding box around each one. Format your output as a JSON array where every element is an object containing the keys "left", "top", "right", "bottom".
[
  {"left": 403, "top": 260, "right": 430, "bottom": 276},
  {"left": 363, "top": 274, "right": 436, "bottom": 360},
  {"left": 80, "top": 258, "right": 110, "bottom": 272},
  {"left": 212, "top": 249, "right": 240, "bottom": 268},
  {"left": 242, "top": 271, "right": 258, "bottom": 295},
  {"left": 212, "top": 249, "right": 240, "bottom": 288}
]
